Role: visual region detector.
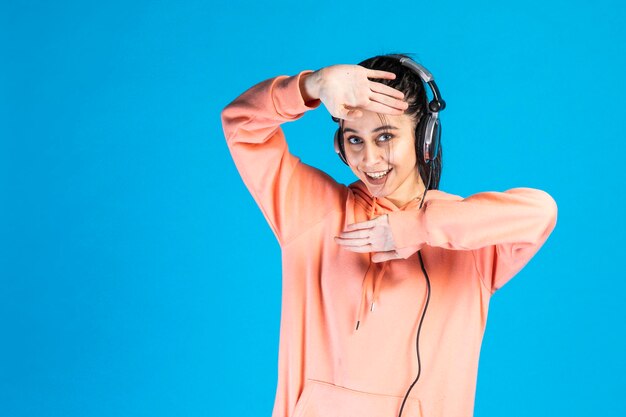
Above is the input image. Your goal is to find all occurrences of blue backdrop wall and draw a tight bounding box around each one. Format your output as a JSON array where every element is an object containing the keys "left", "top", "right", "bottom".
[{"left": 2, "top": 0, "right": 625, "bottom": 416}]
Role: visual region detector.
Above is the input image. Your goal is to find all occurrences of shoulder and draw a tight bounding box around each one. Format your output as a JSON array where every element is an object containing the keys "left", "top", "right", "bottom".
[{"left": 422, "top": 188, "right": 464, "bottom": 203}]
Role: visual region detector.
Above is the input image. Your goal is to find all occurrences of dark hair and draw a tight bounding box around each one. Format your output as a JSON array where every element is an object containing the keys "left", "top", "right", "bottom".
[{"left": 351, "top": 52, "right": 443, "bottom": 190}]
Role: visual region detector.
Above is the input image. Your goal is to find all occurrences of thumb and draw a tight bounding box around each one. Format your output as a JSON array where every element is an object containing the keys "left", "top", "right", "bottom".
[
  {"left": 372, "top": 251, "right": 397, "bottom": 263},
  {"left": 336, "top": 106, "right": 361, "bottom": 121},
  {"left": 346, "top": 109, "right": 362, "bottom": 120}
]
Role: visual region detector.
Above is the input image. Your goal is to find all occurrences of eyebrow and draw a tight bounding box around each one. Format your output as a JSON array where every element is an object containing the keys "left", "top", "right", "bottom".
[{"left": 342, "top": 125, "right": 399, "bottom": 135}]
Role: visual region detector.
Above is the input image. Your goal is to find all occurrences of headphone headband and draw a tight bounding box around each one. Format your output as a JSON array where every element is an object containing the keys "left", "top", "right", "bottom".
[
  {"left": 387, "top": 55, "right": 434, "bottom": 82},
  {"left": 387, "top": 55, "right": 446, "bottom": 112}
]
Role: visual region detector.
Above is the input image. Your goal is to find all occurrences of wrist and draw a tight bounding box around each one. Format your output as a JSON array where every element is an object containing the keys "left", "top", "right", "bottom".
[{"left": 299, "top": 70, "right": 321, "bottom": 104}]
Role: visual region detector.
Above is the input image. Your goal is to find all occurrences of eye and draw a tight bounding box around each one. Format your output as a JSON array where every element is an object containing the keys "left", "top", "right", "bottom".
[
  {"left": 347, "top": 136, "right": 363, "bottom": 145},
  {"left": 377, "top": 133, "right": 393, "bottom": 143}
]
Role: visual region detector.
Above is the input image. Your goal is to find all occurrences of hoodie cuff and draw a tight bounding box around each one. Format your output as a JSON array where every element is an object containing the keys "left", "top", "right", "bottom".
[
  {"left": 272, "top": 70, "right": 322, "bottom": 119},
  {"left": 387, "top": 209, "right": 428, "bottom": 249}
]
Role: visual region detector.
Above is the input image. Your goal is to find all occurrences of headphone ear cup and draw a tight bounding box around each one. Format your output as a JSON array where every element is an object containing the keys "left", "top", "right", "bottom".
[
  {"left": 417, "top": 115, "right": 431, "bottom": 165},
  {"left": 334, "top": 129, "right": 348, "bottom": 165},
  {"left": 421, "top": 115, "right": 441, "bottom": 164},
  {"left": 430, "top": 120, "right": 441, "bottom": 163}
]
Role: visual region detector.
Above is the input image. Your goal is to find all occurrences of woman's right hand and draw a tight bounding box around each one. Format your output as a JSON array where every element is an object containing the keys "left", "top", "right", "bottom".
[{"left": 301, "top": 65, "right": 409, "bottom": 121}]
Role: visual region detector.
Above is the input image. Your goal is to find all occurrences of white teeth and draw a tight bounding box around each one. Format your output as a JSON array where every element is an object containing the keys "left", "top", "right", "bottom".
[{"left": 365, "top": 169, "right": 391, "bottom": 179}]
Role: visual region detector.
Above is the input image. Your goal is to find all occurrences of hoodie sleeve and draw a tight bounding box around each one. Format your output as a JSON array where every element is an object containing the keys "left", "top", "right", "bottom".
[
  {"left": 386, "top": 188, "right": 558, "bottom": 293},
  {"left": 221, "top": 70, "right": 347, "bottom": 245}
]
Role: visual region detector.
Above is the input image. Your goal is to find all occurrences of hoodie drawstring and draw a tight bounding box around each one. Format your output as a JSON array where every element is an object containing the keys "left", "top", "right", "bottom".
[{"left": 355, "top": 197, "right": 390, "bottom": 331}]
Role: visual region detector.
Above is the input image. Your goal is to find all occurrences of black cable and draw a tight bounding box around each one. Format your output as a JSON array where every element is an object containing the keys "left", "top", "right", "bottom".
[
  {"left": 418, "top": 157, "right": 433, "bottom": 211},
  {"left": 397, "top": 162, "right": 434, "bottom": 417},
  {"left": 397, "top": 251, "right": 431, "bottom": 417}
]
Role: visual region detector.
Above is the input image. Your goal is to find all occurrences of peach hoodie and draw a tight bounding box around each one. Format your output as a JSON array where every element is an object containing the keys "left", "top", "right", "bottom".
[{"left": 221, "top": 70, "right": 558, "bottom": 417}]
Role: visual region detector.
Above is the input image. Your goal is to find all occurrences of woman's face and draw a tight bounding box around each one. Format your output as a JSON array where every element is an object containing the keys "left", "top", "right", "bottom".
[{"left": 341, "top": 110, "right": 424, "bottom": 207}]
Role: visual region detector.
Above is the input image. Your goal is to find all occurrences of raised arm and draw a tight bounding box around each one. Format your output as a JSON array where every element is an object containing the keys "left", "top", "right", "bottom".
[
  {"left": 222, "top": 66, "right": 411, "bottom": 245},
  {"left": 221, "top": 70, "right": 348, "bottom": 245},
  {"left": 386, "top": 188, "right": 558, "bottom": 292}
]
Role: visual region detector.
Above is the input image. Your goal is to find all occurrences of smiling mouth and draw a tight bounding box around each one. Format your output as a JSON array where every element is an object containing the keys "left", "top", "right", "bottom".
[{"left": 365, "top": 168, "right": 392, "bottom": 180}]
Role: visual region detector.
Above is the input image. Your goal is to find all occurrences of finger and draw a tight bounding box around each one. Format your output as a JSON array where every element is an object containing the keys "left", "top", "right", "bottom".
[
  {"left": 372, "top": 251, "right": 400, "bottom": 263},
  {"left": 338, "top": 244, "right": 375, "bottom": 253},
  {"left": 334, "top": 236, "right": 371, "bottom": 247},
  {"left": 338, "top": 229, "right": 371, "bottom": 239},
  {"left": 338, "top": 106, "right": 362, "bottom": 122},
  {"left": 367, "top": 69, "right": 397, "bottom": 80},
  {"left": 335, "top": 105, "right": 351, "bottom": 120},
  {"left": 346, "top": 219, "right": 377, "bottom": 230},
  {"left": 347, "top": 109, "right": 363, "bottom": 119},
  {"left": 370, "top": 81, "right": 405, "bottom": 100},
  {"left": 395, "top": 245, "right": 421, "bottom": 259},
  {"left": 368, "top": 92, "right": 409, "bottom": 112},
  {"left": 361, "top": 100, "right": 407, "bottom": 115}
]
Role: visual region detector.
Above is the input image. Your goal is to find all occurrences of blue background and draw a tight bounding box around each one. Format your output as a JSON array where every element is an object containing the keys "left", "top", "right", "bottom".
[{"left": 2, "top": 0, "right": 625, "bottom": 416}]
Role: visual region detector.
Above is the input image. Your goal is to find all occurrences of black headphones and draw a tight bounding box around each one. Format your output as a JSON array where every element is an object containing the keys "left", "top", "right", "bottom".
[{"left": 333, "top": 55, "right": 446, "bottom": 167}]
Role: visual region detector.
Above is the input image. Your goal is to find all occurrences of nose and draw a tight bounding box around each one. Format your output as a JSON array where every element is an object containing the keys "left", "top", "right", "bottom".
[{"left": 363, "top": 142, "right": 385, "bottom": 166}]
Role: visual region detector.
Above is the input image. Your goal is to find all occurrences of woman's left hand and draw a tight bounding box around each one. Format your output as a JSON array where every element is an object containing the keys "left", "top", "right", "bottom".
[{"left": 335, "top": 215, "right": 406, "bottom": 262}]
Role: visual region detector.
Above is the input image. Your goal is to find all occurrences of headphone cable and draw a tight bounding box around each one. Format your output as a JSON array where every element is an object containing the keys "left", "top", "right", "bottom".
[{"left": 397, "top": 162, "right": 433, "bottom": 417}]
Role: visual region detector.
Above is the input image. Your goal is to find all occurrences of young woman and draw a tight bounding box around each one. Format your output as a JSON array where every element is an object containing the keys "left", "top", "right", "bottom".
[{"left": 221, "top": 53, "right": 557, "bottom": 417}]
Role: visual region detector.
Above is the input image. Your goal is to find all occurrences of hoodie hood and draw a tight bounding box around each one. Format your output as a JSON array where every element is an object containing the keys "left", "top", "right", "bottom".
[{"left": 348, "top": 180, "right": 447, "bottom": 330}]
